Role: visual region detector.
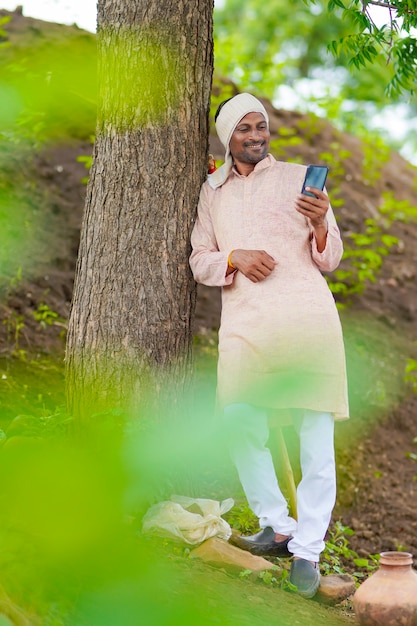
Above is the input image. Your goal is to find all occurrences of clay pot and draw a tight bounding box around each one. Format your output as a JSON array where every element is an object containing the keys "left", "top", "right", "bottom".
[{"left": 353, "top": 551, "right": 417, "bottom": 625}]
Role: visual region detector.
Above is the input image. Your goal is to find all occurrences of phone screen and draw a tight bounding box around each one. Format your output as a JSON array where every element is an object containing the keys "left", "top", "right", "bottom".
[{"left": 301, "top": 165, "right": 329, "bottom": 197}]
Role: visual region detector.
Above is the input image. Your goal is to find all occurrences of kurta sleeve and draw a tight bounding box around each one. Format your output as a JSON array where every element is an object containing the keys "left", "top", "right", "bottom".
[
  {"left": 189, "top": 183, "right": 235, "bottom": 287},
  {"left": 310, "top": 200, "right": 343, "bottom": 272}
]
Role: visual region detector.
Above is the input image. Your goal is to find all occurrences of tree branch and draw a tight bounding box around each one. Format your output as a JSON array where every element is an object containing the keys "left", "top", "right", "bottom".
[{"left": 364, "top": 0, "right": 417, "bottom": 15}]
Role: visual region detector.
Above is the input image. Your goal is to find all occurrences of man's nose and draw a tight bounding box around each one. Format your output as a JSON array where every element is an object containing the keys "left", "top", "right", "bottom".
[{"left": 249, "top": 128, "right": 261, "bottom": 140}]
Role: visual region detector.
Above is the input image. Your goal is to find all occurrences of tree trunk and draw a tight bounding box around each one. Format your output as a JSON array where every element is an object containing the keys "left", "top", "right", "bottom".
[{"left": 65, "top": 0, "right": 214, "bottom": 422}]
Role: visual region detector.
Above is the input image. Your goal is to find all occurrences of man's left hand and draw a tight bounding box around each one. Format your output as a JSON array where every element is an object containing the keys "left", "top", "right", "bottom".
[
  {"left": 295, "top": 187, "right": 329, "bottom": 229},
  {"left": 295, "top": 187, "right": 329, "bottom": 252}
]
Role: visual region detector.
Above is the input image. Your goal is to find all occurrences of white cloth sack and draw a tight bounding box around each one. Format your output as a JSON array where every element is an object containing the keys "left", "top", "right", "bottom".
[{"left": 142, "top": 495, "right": 234, "bottom": 544}]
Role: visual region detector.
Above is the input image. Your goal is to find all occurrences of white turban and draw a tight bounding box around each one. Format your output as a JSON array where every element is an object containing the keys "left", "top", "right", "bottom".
[{"left": 208, "top": 93, "right": 269, "bottom": 189}]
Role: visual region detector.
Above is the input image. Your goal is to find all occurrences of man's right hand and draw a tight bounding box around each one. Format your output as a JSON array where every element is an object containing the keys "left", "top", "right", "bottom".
[{"left": 228, "top": 249, "right": 276, "bottom": 282}]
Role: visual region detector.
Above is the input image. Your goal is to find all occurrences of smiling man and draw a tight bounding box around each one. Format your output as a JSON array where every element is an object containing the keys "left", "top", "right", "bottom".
[
  {"left": 229, "top": 111, "right": 269, "bottom": 166},
  {"left": 189, "top": 93, "right": 349, "bottom": 599}
]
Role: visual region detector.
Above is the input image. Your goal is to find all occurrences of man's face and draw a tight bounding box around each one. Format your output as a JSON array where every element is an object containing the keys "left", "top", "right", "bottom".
[{"left": 229, "top": 112, "right": 270, "bottom": 169}]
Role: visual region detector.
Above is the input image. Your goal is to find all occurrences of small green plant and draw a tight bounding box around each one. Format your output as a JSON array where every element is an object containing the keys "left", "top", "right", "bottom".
[
  {"left": 33, "top": 303, "right": 66, "bottom": 330},
  {"left": 269, "top": 127, "right": 303, "bottom": 158},
  {"left": 328, "top": 217, "right": 399, "bottom": 302},
  {"left": 0, "top": 15, "right": 11, "bottom": 48},
  {"left": 224, "top": 501, "right": 259, "bottom": 534},
  {"left": 76, "top": 137, "right": 95, "bottom": 184},
  {"left": 361, "top": 134, "right": 391, "bottom": 187},
  {"left": 404, "top": 357, "right": 417, "bottom": 392},
  {"left": 239, "top": 565, "right": 297, "bottom": 591},
  {"left": 322, "top": 521, "right": 379, "bottom": 582},
  {"left": 76, "top": 154, "right": 93, "bottom": 185},
  {"left": 379, "top": 192, "right": 417, "bottom": 225},
  {"left": 330, "top": 186, "right": 417, "bottom": 302},
  {"left": 318, "top": 141, "right": 352, "bottom": 211},
  {"left": 258, "top": 566, "right": 296, "bottom": 591},
  {"left": 296, "top": 114, "right": 328, "bottom": 143},
  {"left": 8, "top": 266, "right": 23, "bottom": 292},
  {"left": 322, "top": 521, "right": 356, "bottom": 575},
  {"left": 2, "top": 311, "right": 25, "bottom": 352}
]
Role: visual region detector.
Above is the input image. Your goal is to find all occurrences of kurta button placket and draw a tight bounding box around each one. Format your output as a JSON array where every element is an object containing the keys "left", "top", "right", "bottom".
[{"left": 242, "top": 173, "right": 254, "bottom": 242}]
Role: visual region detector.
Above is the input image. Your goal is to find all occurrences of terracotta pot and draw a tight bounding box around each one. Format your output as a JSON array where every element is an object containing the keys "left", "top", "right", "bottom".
[{"left": 353, "top": 551, "right": 417, "bottom": 625}]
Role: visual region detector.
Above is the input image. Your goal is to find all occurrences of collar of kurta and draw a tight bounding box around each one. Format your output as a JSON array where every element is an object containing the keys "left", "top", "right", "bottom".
[
  {"left": 208, "top": 153, "right": 274, "bottom": 188},
  {"left": 231, "top": 154, "right": 274, "bottom": 178}
]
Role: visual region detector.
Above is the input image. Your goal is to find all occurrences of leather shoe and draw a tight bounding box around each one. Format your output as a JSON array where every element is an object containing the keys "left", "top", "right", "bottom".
[
  {"left": 289, "top": 558, "right": 320, "bottom": 598},
  {"left": 234, "top": 526, "right": 292, "bottom": 557}
]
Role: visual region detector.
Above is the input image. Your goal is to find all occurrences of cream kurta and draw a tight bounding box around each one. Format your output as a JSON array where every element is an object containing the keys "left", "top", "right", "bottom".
[{"left": 190, "top": 155, "right": 349, "bottom": 421}]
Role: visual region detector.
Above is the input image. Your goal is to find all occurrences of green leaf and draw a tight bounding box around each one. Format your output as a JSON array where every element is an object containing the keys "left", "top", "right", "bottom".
[{"left": 329, "top": 0, "right": 347, "bottom": 8}]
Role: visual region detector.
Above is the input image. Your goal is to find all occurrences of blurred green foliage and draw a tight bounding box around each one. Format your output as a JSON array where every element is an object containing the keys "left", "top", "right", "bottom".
[
  {"left": 0, "top": 17, "right": 96, "bottom": 294},
  {"left": 214, "top": 0, "right": 417, "bottom": 102},
  {"left": 324, "top": 0, "right": 417, "bottom": 98},
  {"left": 213, "top": 0, "right": 417, "bottom": 161},
  {"left": 0, "top": 358, "right": 240, "bottom": 625},
  {"left": 0, "top": 17, "right": 96, "bottom": 141},
  {"left": 214, "top": 0, "right": 348, "bottom": 97},
  {"left": 214, "top": 0, "right": 393, "bottom": 104}
]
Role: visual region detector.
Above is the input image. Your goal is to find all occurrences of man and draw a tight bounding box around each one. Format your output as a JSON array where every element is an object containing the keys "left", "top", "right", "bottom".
[{"left": 189, "top": 93, "right": 349, "bottom": 599}]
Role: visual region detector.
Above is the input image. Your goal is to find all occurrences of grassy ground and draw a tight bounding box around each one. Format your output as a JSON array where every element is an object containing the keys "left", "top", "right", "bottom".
[
  {"left": 0, "top": 345, "right": 357, "bottom": 626},
  {"left": 0, "top": 318, "right": 411, "bottom": 625}
]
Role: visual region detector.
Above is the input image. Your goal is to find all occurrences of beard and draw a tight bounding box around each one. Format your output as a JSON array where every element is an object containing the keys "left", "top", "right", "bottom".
[{"left": 239, "top": 141, "right": 269, "bottom": 164}]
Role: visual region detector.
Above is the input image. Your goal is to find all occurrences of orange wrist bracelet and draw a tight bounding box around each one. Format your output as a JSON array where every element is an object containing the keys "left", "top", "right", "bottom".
[{"left": 227, "top": 250, "right": 236, "bottom": 269}]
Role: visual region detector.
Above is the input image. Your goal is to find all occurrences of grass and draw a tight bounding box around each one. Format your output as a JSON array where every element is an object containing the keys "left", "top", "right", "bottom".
[
  {"left": 0, "top": 352, "right": 66, "bottom": 430},
  {"left": 0, "top": 310, "right": 411, "bottom": 625},
  {"left": 0, "top": 336, "right": 380, "bottom": 626}
]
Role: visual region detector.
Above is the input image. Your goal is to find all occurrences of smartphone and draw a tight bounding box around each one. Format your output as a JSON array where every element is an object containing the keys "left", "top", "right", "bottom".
[{"left": 301, "top": 164, "right": 329, "bottom": 197}]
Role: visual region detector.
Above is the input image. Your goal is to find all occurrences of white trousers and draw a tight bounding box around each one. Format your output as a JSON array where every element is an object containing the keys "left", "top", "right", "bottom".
[{"left": 223, "top": 403, "right": 336, "bottom": 562}]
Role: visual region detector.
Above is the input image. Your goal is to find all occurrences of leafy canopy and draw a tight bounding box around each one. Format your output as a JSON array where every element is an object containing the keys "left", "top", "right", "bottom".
[
  {"left": 214, "top": 0, "right": 417, "bottom": 102},
  {"left": 323, "top": 0, "right": 417, "bottom": 97},
  {"left": 214, "top": 0, "right": 355, "bottom": 99}
]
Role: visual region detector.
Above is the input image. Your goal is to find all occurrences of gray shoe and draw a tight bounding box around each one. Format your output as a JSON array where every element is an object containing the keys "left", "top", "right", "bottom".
[
  {"left": 289, "top": 558, "right": 320, "bottom": 598},
  {"left": 234, "top": 527, "right": 292, "bottom": 558}
]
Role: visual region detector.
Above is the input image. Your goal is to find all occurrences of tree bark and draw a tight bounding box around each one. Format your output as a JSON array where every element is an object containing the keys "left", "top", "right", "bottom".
[{"left": 65, "top": 0, "right": 214, "bottom": 422}]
